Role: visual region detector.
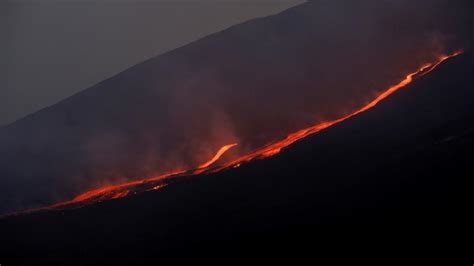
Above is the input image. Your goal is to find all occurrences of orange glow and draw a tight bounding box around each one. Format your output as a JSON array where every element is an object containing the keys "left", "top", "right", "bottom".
[
  {"left": 9, "top": 50, "right": 461, "bottom": 216},
  {"left": 197, "top": 143, "right": 238, "bottom": 169},
  {"left": 192, "top": 143, "right": 238, "bottom": 174},
  {"left": 111, "top": 190, "right": 129, "bottom": 199},
  {"left": 39, "top": 144, "right": 239, "bottom": 210},
  {"left": 151, "top": 184, "right": 168, "bottom": 191},
  {"left": 211, "top": 50, "right": 463, "bottom": 173}
]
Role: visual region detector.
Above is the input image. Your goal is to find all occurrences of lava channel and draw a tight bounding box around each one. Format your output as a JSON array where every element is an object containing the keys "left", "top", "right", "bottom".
[{"left": 6, "top": 50, "right": 462, "bottom": 217}]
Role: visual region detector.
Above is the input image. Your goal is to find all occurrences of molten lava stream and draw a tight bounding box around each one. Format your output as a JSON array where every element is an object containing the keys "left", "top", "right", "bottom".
[
  {"left": 194, "top": 143, "right": 238, "bottom": 174},
  {"left": 48, "top": 143, "right": 239, "bottom": 209},
  {"left": 212, "top": 50, "right": 464, "bottom": 173},
  {"left": 15, "top": 50, "right": 461, "bottom": 215}
]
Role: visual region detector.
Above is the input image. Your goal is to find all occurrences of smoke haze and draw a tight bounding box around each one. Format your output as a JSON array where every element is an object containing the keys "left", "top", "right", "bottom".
[{"left": 0, "top": 0, "right": 471, "bottom": 214}]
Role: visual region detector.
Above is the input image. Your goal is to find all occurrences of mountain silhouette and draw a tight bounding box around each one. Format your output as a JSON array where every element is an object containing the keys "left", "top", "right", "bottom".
[
  {"left": 1, "top": 48, "right": 472, "bottom": 265},
  {"left": 0, "top": 0, "right": 470, "bottom": 215}
]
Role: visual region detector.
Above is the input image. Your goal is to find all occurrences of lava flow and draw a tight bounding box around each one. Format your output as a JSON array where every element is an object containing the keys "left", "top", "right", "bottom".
[
  {"left": 7, "top": 143, "right": 234, "bottom": 215},
  {"left": 43, "top": 142, "right": 238, "bottom": 210},
  {"left": 210, "top": 50, "right": 464, "bottom": 173},
  {"left": 193, "top": 143, "right": 238, "bottom": 174},
  {"left": 10, "top": 50, "right": 462, "bottom": 216},
  {"left": 197, "top": 143, "right": 238, "bottom": 169}
]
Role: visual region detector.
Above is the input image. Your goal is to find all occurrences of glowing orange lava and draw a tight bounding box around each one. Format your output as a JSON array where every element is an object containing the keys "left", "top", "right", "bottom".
[
  {"left": 45, "top": 143, "right": 239, "bottom": 209},
  {"left": 9, "top": 50, "right": 461, "bottom": 216},
  {"left": 211, "top": 50, "right": 464, "bottom": 173},
  {"left": 197, "top": 143, "right": 238, "bottom": 169},
  {"left": 193, "top": 143, "right": 238, "bottom": 174}
]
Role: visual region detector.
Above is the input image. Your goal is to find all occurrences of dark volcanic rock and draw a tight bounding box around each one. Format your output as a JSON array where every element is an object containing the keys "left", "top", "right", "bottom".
[
  {"left": 0, "top": 0, "right": 470, "bottom": 214},
  {"left": 1, "top": 49, "right": 472, "bottom": 265}
]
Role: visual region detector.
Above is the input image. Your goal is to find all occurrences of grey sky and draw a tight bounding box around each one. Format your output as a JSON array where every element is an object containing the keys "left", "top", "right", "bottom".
[{"left": 1, "top": 0, "right": 304, "bottom": 126}]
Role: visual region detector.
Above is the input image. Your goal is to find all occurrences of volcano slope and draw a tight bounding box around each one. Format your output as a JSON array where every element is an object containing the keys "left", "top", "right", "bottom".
[
  {"left": 0, "top": 0, "right": 471, "bottom": 215},
  {"left": 1, "top": 51, "right": 472, "bottom": 264}
]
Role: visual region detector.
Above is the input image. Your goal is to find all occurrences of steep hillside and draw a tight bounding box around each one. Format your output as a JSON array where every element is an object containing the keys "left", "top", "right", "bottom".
[
  {"left": 0, "top": 0, "right": 470, "bottom": 214},
  {"left": 1, "top": 50, "right": 472, "bottom": 265}
]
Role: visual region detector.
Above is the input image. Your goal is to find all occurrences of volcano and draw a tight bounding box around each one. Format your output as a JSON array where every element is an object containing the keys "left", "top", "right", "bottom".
[
  {"left": 0, "top": 50, "right": 461, "bottom": 215},
  {"left": 1, "top": 46, "right": 473, "bottom": 266},
  {"left": 0, "top": 0, "right": 471, "bottom": 215},
  {"left": 1, "top": 0, "right": 473, "bottom": 264}
]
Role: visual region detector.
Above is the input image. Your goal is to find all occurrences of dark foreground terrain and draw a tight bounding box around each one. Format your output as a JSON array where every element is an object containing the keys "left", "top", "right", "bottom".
[
  {"left": 1, "top": 0, "right": 471, "bottom": 214},
  {"left": 1, "top": 51, "right": 472, "bottom": 264}
]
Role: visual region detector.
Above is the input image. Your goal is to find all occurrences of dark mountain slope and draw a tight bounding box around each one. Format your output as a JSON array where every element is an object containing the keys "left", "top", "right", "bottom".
[
  {"left": 1, "top": 51, "right": 472, "bottom": 265},
  {"left": 0, "top": 0, "right": 470, "bottom": 214}
]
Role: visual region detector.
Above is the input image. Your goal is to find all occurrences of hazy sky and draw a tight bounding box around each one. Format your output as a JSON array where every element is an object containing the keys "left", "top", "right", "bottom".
[{"left": 1, "top": 0, "right": 304, "bottom": 126}]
